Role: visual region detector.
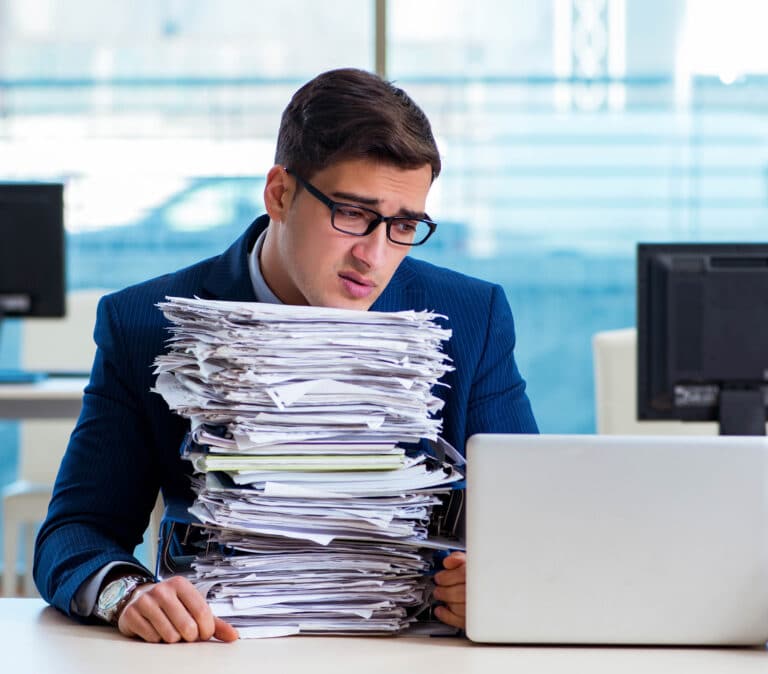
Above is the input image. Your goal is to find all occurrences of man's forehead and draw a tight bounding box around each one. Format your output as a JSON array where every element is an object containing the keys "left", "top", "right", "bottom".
[{"left": 319, "top": 160, "right": 432, "bottom": 195}]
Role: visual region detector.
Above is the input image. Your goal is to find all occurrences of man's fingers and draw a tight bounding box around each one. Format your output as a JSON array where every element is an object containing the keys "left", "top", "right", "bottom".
[
  {"left": 435, "top": 605, "right": 465, "bottom": 629},
  {"left": 213, "top": 617, "right": 239, "bottom": 642},
  {"left": 433, "top": 553, "right": 467, "bottom": 630},
  {"left": 434, "top": 551, "right": 467, "bottom": 586},
  {"left": 432, "top": 584, "right": 465, "bottom": 605},
  {"left": 116, "top": 576, "right": 230, "bottom": 643},
  {"left": 442, "top": 551, "right": 466, "bottom": 570},
  {"left": 126, "top": 590, "right": 186, "bottom": 643},
  {"left": 174, "top": 579, "right": 217, "bottom": 641},
  {"left": 443, "top": 601, "right": 466, "bottom": 618},
  {"left": 119, "top": 607, "right": 164, "bottom": 644},
  {"left": 434, "top": 567, "right": 465, "bottom": 586},
  {"left": 172, "top": 577, "right": 236, "bottom": 641}
]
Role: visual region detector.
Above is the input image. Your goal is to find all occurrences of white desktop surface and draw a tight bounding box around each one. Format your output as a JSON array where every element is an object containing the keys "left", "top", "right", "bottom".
[
  {"left": 0, "top": 376, "right": 88, "bottom": 418},
  {"left": 3, "top": 599, "right": 768, "bottom": 674}
]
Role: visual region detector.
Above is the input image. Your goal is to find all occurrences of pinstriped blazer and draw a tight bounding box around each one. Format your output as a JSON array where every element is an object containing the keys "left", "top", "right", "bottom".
[{"left": 34, "top": 214, "right": 537, "bottom": 614}]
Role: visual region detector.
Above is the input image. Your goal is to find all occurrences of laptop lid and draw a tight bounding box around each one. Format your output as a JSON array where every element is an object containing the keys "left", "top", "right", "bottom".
[{"left": 465, "top": 433, "right": 768, "bottom": 645}]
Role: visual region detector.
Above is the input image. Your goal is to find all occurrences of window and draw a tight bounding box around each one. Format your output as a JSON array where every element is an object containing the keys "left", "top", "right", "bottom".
[{"left": 0, "top": 1, "right": 765, "bottom": 495}]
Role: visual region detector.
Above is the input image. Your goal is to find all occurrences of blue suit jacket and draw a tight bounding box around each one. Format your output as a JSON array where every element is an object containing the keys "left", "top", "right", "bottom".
[{"left": 34, "top": 215, "right": 537, "bottom": 613}]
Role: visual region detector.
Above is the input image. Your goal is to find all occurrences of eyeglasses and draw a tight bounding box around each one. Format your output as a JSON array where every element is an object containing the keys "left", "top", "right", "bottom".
[{"left": 284, "top": 167, "right": 437, "bottom": 246}]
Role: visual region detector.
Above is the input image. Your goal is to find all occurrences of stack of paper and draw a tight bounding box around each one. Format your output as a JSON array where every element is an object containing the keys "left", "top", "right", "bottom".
[
  {"left": 195, "top": 538, "right": 435, "bottom": 637},
  {"left": 153, "top": 297, "right": 454, "bottom": 447},
  {"left": 152, "top": 297, "right": 462, "bottom": 637}
]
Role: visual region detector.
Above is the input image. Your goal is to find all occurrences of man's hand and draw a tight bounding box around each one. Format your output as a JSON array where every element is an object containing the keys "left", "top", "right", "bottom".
[
  {"left": 432, "top": 551, "right": 466, "bottom": 629},
  {"left": 117, "top": 575, "right": 238, "bottom": 643}
]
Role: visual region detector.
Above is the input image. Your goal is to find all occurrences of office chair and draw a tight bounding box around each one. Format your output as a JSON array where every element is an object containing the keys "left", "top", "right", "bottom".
[{"left": 592, "top": 327, "right": 718, "bottom": 435}]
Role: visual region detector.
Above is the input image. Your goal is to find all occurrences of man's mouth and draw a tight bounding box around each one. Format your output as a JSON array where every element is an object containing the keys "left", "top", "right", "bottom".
[
  {"left": 339, "top": 272, "right": 375, "bottom": 287},
  {"left": 339, "top": 271, "right": 376, "bottom": 299}
]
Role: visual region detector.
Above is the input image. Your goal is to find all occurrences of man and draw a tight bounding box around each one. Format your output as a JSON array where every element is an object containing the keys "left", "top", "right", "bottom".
[{"left": 35, "top": 68, "right": 538, "bottom": 642}]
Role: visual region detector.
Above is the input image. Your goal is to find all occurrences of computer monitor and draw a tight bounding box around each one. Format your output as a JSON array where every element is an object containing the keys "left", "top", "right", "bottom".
[
  {"left": 637, "top": 243, "right": 768, "bottom": 436},
  {"left": 0, "top": 183, "right": 65, "bottom": 318}
]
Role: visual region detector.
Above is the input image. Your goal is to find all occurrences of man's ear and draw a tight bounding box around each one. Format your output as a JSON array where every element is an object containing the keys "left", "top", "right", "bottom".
[{"left": 263, "top": 164, "right": 294, "bottom": 222}]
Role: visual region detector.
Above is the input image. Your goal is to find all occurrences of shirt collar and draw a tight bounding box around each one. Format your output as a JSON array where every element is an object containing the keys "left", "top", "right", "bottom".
[{"left": 247, "top": 227, "right": 283, "bottom": 305}]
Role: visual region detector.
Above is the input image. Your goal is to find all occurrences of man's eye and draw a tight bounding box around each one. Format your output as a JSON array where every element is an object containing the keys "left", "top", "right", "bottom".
[
  {"left": 337, "top": 206, "right": 365, "bottom": 219},
  {"left": 394, "top": 220, "right": 418, "bottom": 233}
]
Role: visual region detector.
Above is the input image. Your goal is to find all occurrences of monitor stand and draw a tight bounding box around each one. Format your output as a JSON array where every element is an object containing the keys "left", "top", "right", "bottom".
[
  {"left": 0, "top": 309, "right": 46, "bottom": 384},
  {"left": 719, "top": 389, "right": 767, "bottom": 436}
]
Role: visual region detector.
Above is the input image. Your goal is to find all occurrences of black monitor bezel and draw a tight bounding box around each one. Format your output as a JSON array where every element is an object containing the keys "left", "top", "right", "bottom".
[
  {"left": 637, "top": 242, "right": 768, "bottom": 431},
  {"left": 0, "top": 182, "right": 65, "bottom": 318}
]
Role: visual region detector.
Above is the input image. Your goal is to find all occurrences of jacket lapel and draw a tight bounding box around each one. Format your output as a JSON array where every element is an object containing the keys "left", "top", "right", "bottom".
[{"left": 372, "top": 257, "right": 425, "bottom": 312}]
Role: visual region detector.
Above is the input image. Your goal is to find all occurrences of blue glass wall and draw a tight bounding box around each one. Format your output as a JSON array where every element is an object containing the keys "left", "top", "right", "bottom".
[{"left": 0, "top": 0, "right": 766, "bottom": 494}]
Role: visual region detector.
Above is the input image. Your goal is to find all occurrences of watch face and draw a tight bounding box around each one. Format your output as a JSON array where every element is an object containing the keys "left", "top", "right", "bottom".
[{"left": 98, "top": 579, "right": 128, "bottom": 611}]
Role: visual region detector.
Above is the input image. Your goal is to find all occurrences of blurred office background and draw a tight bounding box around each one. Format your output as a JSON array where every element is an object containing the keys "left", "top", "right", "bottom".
[{"left": 0, "top": 0, "right": 766, "bottom": 486}]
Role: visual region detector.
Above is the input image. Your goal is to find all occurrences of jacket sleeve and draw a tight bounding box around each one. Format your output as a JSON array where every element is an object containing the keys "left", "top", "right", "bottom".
[
  {"left": 34, "top": 295, "right": 159, "bottom": 614},
  {"left": 464, "top": 283, "right": 538, "bottom": 438}
]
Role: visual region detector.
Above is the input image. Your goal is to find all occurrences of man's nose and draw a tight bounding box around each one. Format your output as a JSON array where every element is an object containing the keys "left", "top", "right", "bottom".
[{"left": 350, "top": 222, "right": 390, "bottom": 269}]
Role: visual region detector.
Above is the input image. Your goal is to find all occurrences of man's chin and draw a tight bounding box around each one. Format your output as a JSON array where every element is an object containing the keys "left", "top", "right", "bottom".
[
  {"left": 329, "top": 300, "right": 376, "bottom": 311},
  {"left": 313, "top": 293, "right": 378, "bottom": 311}
]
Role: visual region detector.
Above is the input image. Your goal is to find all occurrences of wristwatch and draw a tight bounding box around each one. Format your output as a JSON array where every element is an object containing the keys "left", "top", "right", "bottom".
[{"left": 93, "top": 574, "right": 152, "bottom": 625}]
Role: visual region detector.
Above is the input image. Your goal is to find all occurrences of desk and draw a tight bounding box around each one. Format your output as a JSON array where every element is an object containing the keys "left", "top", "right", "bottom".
[
  {"left": 0, "top": 377, "right": 88, "bottom": 419},
  {"left": 3, "top": 599, "right": 768, "bottom": 674}
]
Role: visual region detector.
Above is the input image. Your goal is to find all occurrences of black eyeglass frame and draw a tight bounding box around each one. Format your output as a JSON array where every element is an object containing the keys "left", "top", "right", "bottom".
[{"left": 284, "top": 167, "right": 437, "bottom": 246}]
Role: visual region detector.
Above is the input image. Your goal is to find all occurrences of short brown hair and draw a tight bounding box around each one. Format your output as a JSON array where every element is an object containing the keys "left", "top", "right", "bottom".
[{"left": 275, "top": 68, "right": 441, "bottom": 181}]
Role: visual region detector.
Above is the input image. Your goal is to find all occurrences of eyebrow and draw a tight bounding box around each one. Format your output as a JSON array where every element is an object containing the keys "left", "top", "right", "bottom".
[{"left": 331, "top": 190, "right": 431, "bottom": 221}]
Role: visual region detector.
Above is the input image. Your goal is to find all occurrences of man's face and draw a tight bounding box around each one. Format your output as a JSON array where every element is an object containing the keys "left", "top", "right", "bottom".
[{"left": 260, "top": 158, "right": 433, "bottom": 310}]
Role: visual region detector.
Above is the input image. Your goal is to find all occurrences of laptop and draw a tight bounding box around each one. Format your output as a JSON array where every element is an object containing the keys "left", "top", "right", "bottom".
[{"left": 465, "top": 433, "right": 768, "bottom": 645}]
